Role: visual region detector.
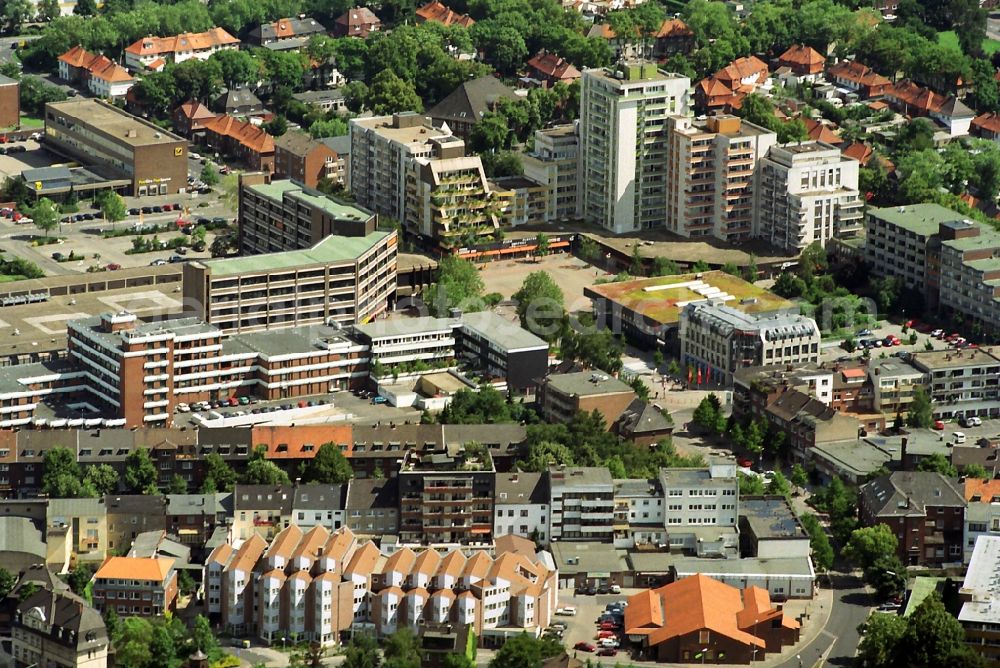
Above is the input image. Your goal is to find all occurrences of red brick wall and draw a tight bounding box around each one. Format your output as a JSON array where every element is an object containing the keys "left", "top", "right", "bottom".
[{"left": 0, "top": 81, "right": 19, "bottom": 129}]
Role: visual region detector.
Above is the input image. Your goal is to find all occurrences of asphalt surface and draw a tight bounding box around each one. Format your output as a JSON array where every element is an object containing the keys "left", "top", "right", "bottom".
[{"left": 776, "top": 574, "right": 869, "bottom": 668}]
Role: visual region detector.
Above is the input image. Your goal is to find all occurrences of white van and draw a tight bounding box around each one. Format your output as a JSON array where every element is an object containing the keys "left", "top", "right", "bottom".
[{"left": 953, "top": 432, "right": 967, "bottom": 444}]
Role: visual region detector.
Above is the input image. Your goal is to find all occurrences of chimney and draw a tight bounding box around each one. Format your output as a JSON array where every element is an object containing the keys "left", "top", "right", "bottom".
[{"left": 901, "top": 437, "right": 908, "bottom": 464}]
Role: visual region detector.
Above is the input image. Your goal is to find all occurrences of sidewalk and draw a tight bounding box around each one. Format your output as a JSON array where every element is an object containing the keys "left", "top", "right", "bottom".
[{"left": 756, "top": 579, "right": 835, "bottom": 668}]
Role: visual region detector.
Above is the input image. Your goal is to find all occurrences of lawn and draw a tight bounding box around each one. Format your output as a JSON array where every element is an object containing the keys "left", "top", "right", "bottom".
[
  {"left": 586, "top": 270, "right": 796, "bottom": 325},
  {"left": 0, "top": 274, "right": 27, "bottom": 283},
  {"left": 938, "top": 30, "right": 1000, "bottom": 56},
  {"left": 18, "top": 116, "right": 44, "bottom": 129}
]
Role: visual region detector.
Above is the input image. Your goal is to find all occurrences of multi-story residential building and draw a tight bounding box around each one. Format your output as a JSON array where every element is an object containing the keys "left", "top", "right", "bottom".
[
  {"left": 963, "top": 479, "right": 1000, "bottom": 565},
  {"left": 166, "top": 493, "right": 231, "bottom": 549},
  {"left": 658, "top": 464, "right": 739, "bottom": 556},
  {"left": 521, "top": 124, "right": 581, "bottom": 222},
  {"left": 580, "top": 61, "right": 690, "bottom": 233},
  {"left": 537, "top": 370, "right": 636, "bottom": 428},
  {"left": 826, "top": 60, "right": 891, "bottom": 99},
  {"left": 753, "top": 141, "right": 862, "bottom": 251},
  {"left": 292, "top": 484, "right": 347, "bottom": 531},
  {"left": 666, "top": 115, "right": 776, "bottom": 243},
  {"left": 92, "top": 556, "right": 178, "bottom": 617},
  {"left": 56, "top": 46, "right": 135, "bottom": 99},
  {"left": 13, "top": 588, "right": 109, "bottom": 668},
  {"left": 104, "top": 495, "right": 168, "bottom": 554},
  {"left": 405, "top": 145, "right": 499, "bottom": 245},
  {"left": 548, "top": 466, "right": 615, "bottom": 542},
  {"left": 124, "top": 28, "right": 240, "bottom": 71},
  {"left": 350, "top": 113, "right": 460, "bottom": 223},
  {"left": 47, "top": 498, "right": 109, "bottom": 563},
  {"left": 237, "top": 173, "right": 378, "bottom": 253},
  {"left": 397, "top": 442, "right": 496, "bottom": 545},
  {"left": 44, "top": 99, "right": 187, "bottom": 197},
  {"left": 273, "top": 130, "right": 344, "bottom": 189},
  {"left": 679, "top": 302, "right": 820, "bottom": 387},
  {"left": 184, "top": 229, "right": 397, "bottom": 334},
  {"left": 344, "top": 478, "right": 399, "bottom": 538},
  {"left": 233, "top": 485, "right": 294, "bottom": 541},
  {"left": 959, "top": 535, "right": 1000, "bottom": 665},
  {"left": 494, "top": 472, "right": 549, "bottom": 544},
  {"left": 353, "top": 316, "right": 457, "bottom": 374},
  {"left": 868, "top": 358, "right": 925, "bottom": 419},
  {"left": 859, "top": 471, "right": 966, "bottom": 566},
  {"left": 612, "top": 478, "right": 665, "bottom": 549},
  {"left": 936, "top": 221, "right": 1000, "bottom": 335},
  {"left": 208, "top": 526, "right": 554, "bottom": 647},
  {"left": 909, "top": 349, "right": 1000, "bottom": 420},
  {"left": 490, "top": 176, "right": 549, "bottom": 228}
]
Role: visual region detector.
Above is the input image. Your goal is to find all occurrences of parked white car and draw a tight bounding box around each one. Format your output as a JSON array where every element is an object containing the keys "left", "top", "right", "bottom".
[
  {"left": 953, "top": 431, "right": 967, "bottom": 444},
  {"left": 555, "top": 607, "right": 577, "bottom": 616}
]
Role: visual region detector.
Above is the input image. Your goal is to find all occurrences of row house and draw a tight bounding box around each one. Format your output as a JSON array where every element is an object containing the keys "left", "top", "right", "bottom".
[
  {"left": 825, "top": 61, "right": 890, "bottom": 99},
  {"left": 201, "top": 115, "right": 275, "bottom": 173},
  {"left": 206, "top": 526, "right": 556, "bottom": 648},
  {"left": 247, "top": 17, "right": 327, "bottom": 49},
  {"left": 57, "top": 46, "right": 135, "bottom": 98},
  {"left": 883, "top": 79, "right": 975, "bottom": 137},
  {"left": 124, "top": 28, "right": 240, "bottom": 71},
  {"left": 172, "top": 99, "right": 217, "bottom": 139}
]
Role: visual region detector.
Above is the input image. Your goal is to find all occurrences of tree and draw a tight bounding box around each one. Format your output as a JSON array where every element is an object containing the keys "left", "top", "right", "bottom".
[
  {"left": 917, "top": 453, "right": 958, "bottom": 477},
  {"left": 124, "top": 448, "right": 158, "bottom": 495},
  {"left": 799, "top": 514, "right": 834, "bottom": 571},
  {"left": 765, "top": 471, "right": 792, "bottom": 498},
  {"left": 906, "top": 592, "right": 985, "bottom": 667},
  {"left": 963, "top": 463, "right": 992, "bottom": 480},
  {"left": 560, "top": 325, "right": 624, "bottom": 373},
  {"left": 210, "top": 233, "right": 236, "bottom": 258},
  {"left": 343, "top": 634, "right": 381, "bottom": 668},
  {"left": 63, "top": 562, "right": 94, "bottom": 596},
  {"left": 790, "top": 463, "right": 809, "bottom": 491},
  {"left": 304, "top": 443, "right": 353, "bottom": 485},
  {"left": 866, "top": 555, "right": 907, "bottom": 601},
  {"left": 513, "top": 271, "right": 564, "bottom": 341},
  {"left": 443, "top": 655, "right": 475, "bottom": 668},
  {"left": 535, "top": 233, "right": 550, "bottom": 259},
  {"left": 488, "top": 633, "right": 561, "bottom": 668},
  {"left": 384, "top": 628, "right": 421, "bottom": 668},
  {"left": 856, "top": 610, "right": 908, "bottom": 668},
  {"left": 202, "top": 452, "right": 237, "bottom": 492},
  {"left": 739, "top": 472, "right": 766, "bottom": 495},
  {"left": 308, "top": 117, "right": 349, "bottom": 139},
  {"left": 243, "top": 458, "right": 291, "bottom": 485},
  {"left": 367, "top": 70, "right": 422, "bottom": 115},
  {"left": 773, "top": 272, "right": 806, "bottom": 298},
  {"left": 116, "top": 617, "right": 154, "bottom": 668},
  {"left": 2, "top": 0, "right": 34, "bottom": 31},
  {"left": 38, "top": 0, "right": 61, "bottom": 21},
  {"left": 211, "top": 48, "right": 259, "bottom": 88},
  {"left": 427, "top": 255, "right": 484, "bottom": 317},
  {"left": 200, "top": 163, "right": 219, "bottom": 187},
  {"left": 42, "top": 447, "right": 93, "bottom": 498},
  {"left": 191, "top": 614, "right": 218, "bottom": 655},
  {"left": 264, "top": 115, "right": 288, "bottom": 137},
  {"left": 167, "top": 475, "right": 188, "bottom": 494},
  {"left": 907, "top": 385, "right": 934, "bottom": 429},
  {"left": 72, "top": 0, "right": 96, "bottom": 15},
  {"left": 0, "top": 567, "right": 16, "bottom": 600},
  {"left": 84, "top": 464, "right": 118, "bottom": 496},
  {"left": 520, "top": 440, "right": 575, "bottom": 472},
  {"left": 31, "top": 197, "right": 60, "bottom": 236},
  {"left": 692, "top": 394, "right": 722, "bottom": 432},
  {"left": 99, "top": 192, "right": 127, "bottom": 228},
  {"left": 844, "top": 524, "right": 898, "bottom": 571}
]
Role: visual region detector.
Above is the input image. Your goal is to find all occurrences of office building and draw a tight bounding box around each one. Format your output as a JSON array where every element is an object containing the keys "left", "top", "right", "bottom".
[
  {"left": 612, "top": 478, "right": 666, "bottom": 549},
  {"left": 397, "top": 442, "right": 496, "bottom": 545},
  {"left": 679, "top": 302, "right": 820, "bottom": 387},
  {"left": 44, "top": 99, "right": 187, "bottom": 196},
  {"left": 959, "top": 535, "right": 1000, "bottom": 665},
  {"left": 13, "top": 588, "right": 109, "bottom": 668},
  {"left": 548, "top": 466, "right": 615, "bottom": 542},
  {"left": 350, "top": 113, "right": 459, "bottom": 223},
  {"left": 273, "top": 130, "right": 344, "bottom": 188},
  {"left": 580, "top": 61, "right": 690, "bottom": 233},
  {"left": 521, "top": 124, "right": 581, "bottom": 222},
  {"left": 183, "top": 230, "right": 397, "bottom": 334},
  {"left": 454, "top": 311, "right": 549, "bottom": 391},
  {"left": 124, "top": 28, "right": 240, "bottom": 71},
  {"left": 658, "top": 464, "right": 739, "bottom": 556},
  {"left": 666, "top": 115, "right": 776, "bottom": 242},
  {"left": 237, "top": 174, "right": 377, "bottom": 254},
  {"left": 753, "top": 141, "right": 862, "bottom": 251},
  {"left": 92, "top": 556, "right": 178, "bottom": 617},
  {"left": 859, "top": 471, "right": 965, "bottom": 566}
]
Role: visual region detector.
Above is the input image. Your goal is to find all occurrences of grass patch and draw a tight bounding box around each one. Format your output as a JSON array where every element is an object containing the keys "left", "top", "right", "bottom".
[
  {"left": 0, "top": 274, "right": 26, "bottom": 283},
  {"left": 938, "top": 30, "right": 1000, "bottom": 55},
  {"left": 18, "top": 115, "right": 43, "bottom": 128}
]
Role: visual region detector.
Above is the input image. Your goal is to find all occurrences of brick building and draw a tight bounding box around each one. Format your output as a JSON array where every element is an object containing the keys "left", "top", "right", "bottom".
[
  {"left": 0, "top": 74, "right": 19, "bottom": 128},
  {"left": 537, "top": 370, "right": 636, "bottom": 428},
  {"left": 273, "top": 130, "right": 344, "bottom": 188}
]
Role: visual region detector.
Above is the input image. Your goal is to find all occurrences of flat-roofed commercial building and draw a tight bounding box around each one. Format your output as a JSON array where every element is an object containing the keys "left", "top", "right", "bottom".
[
  {"left": 959, "top": 535, "right": 1000, "bottom": 665},
  {"left": 184, "top": 231, "right": 397, "bottom": 334},
  {"left": 909, "top": 349, "right": 1000, "bottom": 419},
  {"left": 44, "top": 99, "right": 187, "bottom": 196},
  {"left": 238, "top": 174, "right": 378, "bottom": 254}
]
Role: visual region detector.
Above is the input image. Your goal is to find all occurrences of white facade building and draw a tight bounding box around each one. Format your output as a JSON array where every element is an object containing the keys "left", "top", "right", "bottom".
[
  {"left": 494, "top": 472, "right": 550, "bottom": 544},
  {"left": 548, "top": 467, "right": 615, "bottom": 542},
  {"left": 658, "top": 464, "right": 739, "bottom": 556},
  {"left": 613, "top": 479, "right": 666, "bottom": 548}
]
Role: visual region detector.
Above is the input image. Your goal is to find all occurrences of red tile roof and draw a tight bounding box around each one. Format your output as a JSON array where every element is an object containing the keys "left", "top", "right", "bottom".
[
  {"left": 95, "top": 556, "right": 173, "bottom": 582},
  {"left": 176, "top": 99, "right": 217, "bottom": 122},
  {"left": 58, "top": 46, "right": 134, "bottom": 83},
  {"left": 125, "top": 28, "right": 239, "bottom": 57},
  {"left": 803, "top": 117, "right": 842, "bottom": 144},
  {"left": 715, "top": 56, "right": 768, "bottom": 90},
  {"left": 826, "top": 61, "right": 891, "bottom": 89},
  {"left": 965, "top": 478, "right": 1000, "bottom": 502},
  {"left": 416, "top": 0, "right": 475, "bottom": 27},
  {"left": 654, "top": 18, "right": 693, "bottom": 39},
  {"left": 974, "top": 112, "right": 1000, "bottom": 135},
  {"left": 527, "top": 52, "right": 581, "bottom": 82},
  {"left": 842, "top": 142, "right": 874, "bottom": 166},
  {"left": 202, "top": 115, "right": 275, "bottom": 155},
  {"left": 250, "top": 424, "right": 352, "bottom": 460},
  {"left": 778, "top": 44, "right": 824, "bottom": 70}
]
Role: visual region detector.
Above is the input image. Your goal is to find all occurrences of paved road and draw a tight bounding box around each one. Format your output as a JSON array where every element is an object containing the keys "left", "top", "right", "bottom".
[{"left": 776, "top": 574, "right": 869, "bottom": 668}]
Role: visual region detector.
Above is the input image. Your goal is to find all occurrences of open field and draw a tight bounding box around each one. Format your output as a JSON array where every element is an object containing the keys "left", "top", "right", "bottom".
[
  {"left": 938, "top": 30, "right": 1000, "bottom": 55},
  {"left": 585, "top": 270, "right": 796, "bottom": 325}
]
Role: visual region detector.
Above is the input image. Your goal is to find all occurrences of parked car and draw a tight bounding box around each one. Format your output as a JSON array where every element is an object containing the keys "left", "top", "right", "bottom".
[
  {"left": 573, "top": 643, "right": 595, "bottom": 653},
  {"left": 555, "top": 607, "right": 576, "bottom": 616},
  {"left": 597, "top": 630, "right": 617, "bottom": 640},
  {"left": 105, "top": 263, "right": 121, "bottom": 270},
  {"left": 933, "top": 420, "right": 945, "bottom": 430},
  {"left": 372, "top": 395, "right": 388, "bottom": 404},
  {"left": 169, "top": 255, "right": 185, "bottom": 263},
  {"left": 597, "top": 648, "right": 617, "bottom": 657},
  {"left": 598, "top": 638, "right": 619, "bottom": 649},
  {"left": 51, "top": 252, "right": 63, "bottom": 261},
  {"left": 931, "top": 329, "right": 945, "bottom": 338},
  {"left": 962, "top": 415, "right": 983, "bottom": 428},
  {"left": 175, "top": 403, "right": 190, "bottom": 413},
  {"left": 953, "top": 432, "right": 967, "bottom": 444},
  {"left": 856, "top": 328, "right": 873, "bottom": 337}
]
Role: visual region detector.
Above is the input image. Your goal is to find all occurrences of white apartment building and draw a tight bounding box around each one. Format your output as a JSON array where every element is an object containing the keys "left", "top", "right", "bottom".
[
  {"left": 123, "top": 28, "right": 240, "bottom": 71},
  {"left": 494, "top": 472, "right": 550, "bottom": 544},
  {"left": 613, "top": 478, "right": 666, "bottom": 549},
  {"left": 666, "top": 115, "right": 776, "bottom": 243},
  {"left": 548, "top": 466, "right": 615, "bottom": 542},
  {"left": 680, "top": 302, "right": 821, "bottom": 387},
  {"left": 658, "top": 463, "right": 739, "bottom": 557},
  {"left": 521, "top": 123, "right": 581, "bottom": 222},
  {"left": 909, "top": 349, "right": 1000, "bottom": 419},
  {"left": 349, "top": 113, "right": 461, "bottom": 223},
  {"left": 580, "top": 61, "right": 690, "bottom": 233},
  {"left": 754, "top": 141, "right": 862, "bottom": 252}
]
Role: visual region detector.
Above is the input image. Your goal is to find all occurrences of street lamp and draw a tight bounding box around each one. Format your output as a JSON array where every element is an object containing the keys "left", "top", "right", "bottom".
[
  {"left": 797, "top": 654, "right": 802, "bottom": 668},
  {"left": 701, "top": 647, "right": 709, "bottom": 665},
  {"left": 751, "top": 618, "right": 759, "bottom": 662}
]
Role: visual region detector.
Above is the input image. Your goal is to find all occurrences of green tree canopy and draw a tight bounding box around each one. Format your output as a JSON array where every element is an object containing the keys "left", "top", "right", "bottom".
[
  {"left": 304, "top": 443, "right": 353, "bottom": 485},
  {"left": 124, "top": 448, "right": 158, "bottom": 495},
  {"left": 907, "top": 385, "right": 934, "bottom": 429},
  {"left": 428, "top": 255, "right": 485, "bottom": 317},
  {"left": 512, "top": 271, "right": 565, "bottom": 341},
  {"left": 243, "top": 458, "right": 291, "bottom": 486},
  {"left": 844, "top": 524, "right": 898, "bottom": 571}
]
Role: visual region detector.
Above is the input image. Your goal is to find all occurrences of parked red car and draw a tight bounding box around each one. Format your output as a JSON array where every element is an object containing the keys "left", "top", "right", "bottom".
[
  {"left": 574, "top": 643, "right": 595, "bottom": 653},
  {"left": 597, "top": 648, "right": 618, "bottom": 657},
  {"left": 599, "top": 622, "right": 619, "bottom": 631},
  {"left": 105, "top": 263, "right": 121, "bottom": 270},
  {"left": 738, "top": 458, "right": 753, "bottom": 468},
  {"left": 933, "top": 420, "right": 945, "bottom": 430},
  {"left": 598, "top": 630, "right": 617, "bottom": 639}
]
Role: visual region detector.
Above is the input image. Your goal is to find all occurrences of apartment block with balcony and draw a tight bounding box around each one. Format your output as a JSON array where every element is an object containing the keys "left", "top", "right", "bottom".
[
  {"left": 612, "top": 478, "right": 665, "bottom": 549},
  {"left": 549, "top": 466, "right": 615, "bottom": 542},
  {"left": 753, "top": 141, "right": 862, "bottom": 252},
  {"left": 909, "top": 349, "right": 1000, "bottom": 419},
  {"left": 868, "top": 358, "right": 925, "bottom": 419},
  {"left": 350, "top": 113, "right": 460, "bottom": 223},
  {"left": 405, "top": 146, "right": 499, "bottom": 246},
  {"left": 679, "top": 301, "right": 820, "bottom": 388},
  {"left": 237, "top": 174, "right": 378, "bottom": 255},
  {"left": 490, "top": 176, "right": 549, "bottom": 228},
  {"left": 91, "top": 556, "right": 178, "bottom": 617},
  {"left": 937, "top": 223, "right": 1000, "bottom": 336},
  {"left": 666, "top": 115, "right": 776, "bottom": 243},
  {"left": 521, "top": 124, "right": 581, "bottom": 221},
  {"left": 185, "top": 227, "right": 397, "bottom": 335},
  {"left": 658, "top": 464, "right": 739, "bottom": 557},
  {"left": 580, "top": 61, "right": 690, "bottom": 234},
  {"left": 397, "top": 442, "right": 495, "bottom": 545},
  {"left": 13, "top": 588, "right": 109, "bottom": 668}
]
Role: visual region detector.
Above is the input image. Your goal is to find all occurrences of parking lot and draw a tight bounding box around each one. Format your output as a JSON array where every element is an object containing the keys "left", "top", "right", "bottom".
[{"left": 551, "top": 591, "right": 635, "bottom": 661}]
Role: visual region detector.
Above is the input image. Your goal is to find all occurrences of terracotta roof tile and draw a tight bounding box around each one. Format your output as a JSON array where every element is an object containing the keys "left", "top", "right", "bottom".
[
  {"left": 291, "top": 525, "right": 329, "bottom": 562},
  {"left": 527, "top": 52, "right": 581, "bottom": 81},
  {"left": 965, "top": 478, "right": 1000, "bottom": 502},
  {"left": 384, "top": 547, "right": 417, "bottom": 575},
  {"left": 842, "top": 142, "right": 874, "bottom": 166},
  {"left": 437, "top": 550, "right": 466, "bottom": 577},
  {"left": 344, "top": 542, "right": 380, "bottom": 576},
  {"left": 229, "top": 534, "right": 267, "bottom": 573},
  {"left": 202, "top": 115, "right": 275, "bottom": 154},
  {"left": 416, "top": 0, "right": 475, "bottom": 27},
  {"left": 778, "top": 44, "right": 824, "bottom": 68},
  {"left": 413, "top": 549, "right": 442, "bottom": 576},
  {"left": 265, "top": 524, "right": 303, "bottom": 560},
  {"left": 974, "top": 112, "right": 1000, "bottom": 135},
  {"left": 125, "top": 28, "right": 239, "bottom": 57},
  {"left": 95, "top": 556, "right": 173, "bottom": 582},
  {"left": 654, "top": 18, "right": 693, "bottom": 39}
]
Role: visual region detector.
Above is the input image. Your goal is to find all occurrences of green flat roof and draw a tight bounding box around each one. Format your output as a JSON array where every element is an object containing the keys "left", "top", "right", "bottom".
[
  {"left": 247, "top": 180, "right": 373, "bottom": 222},
  {"left": 943, "top": 229, "right": 1000, "bottom": 253},
  {"left": 904, "top": 577, "right": 945, "bottom": 617},
  {"left": 867, "top": 203, "right": 965, "bottom": 237},
  {"left": 964, "top": 257, "right": 1000, "bottom": 273},
  {"left": 202, "top": 231, "right": 391, "bottom": 277}
]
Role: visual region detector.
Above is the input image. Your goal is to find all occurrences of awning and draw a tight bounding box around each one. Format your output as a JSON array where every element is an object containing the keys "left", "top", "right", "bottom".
[{"left": 587, "top": 572, "right": 611, "bottom": 578}]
